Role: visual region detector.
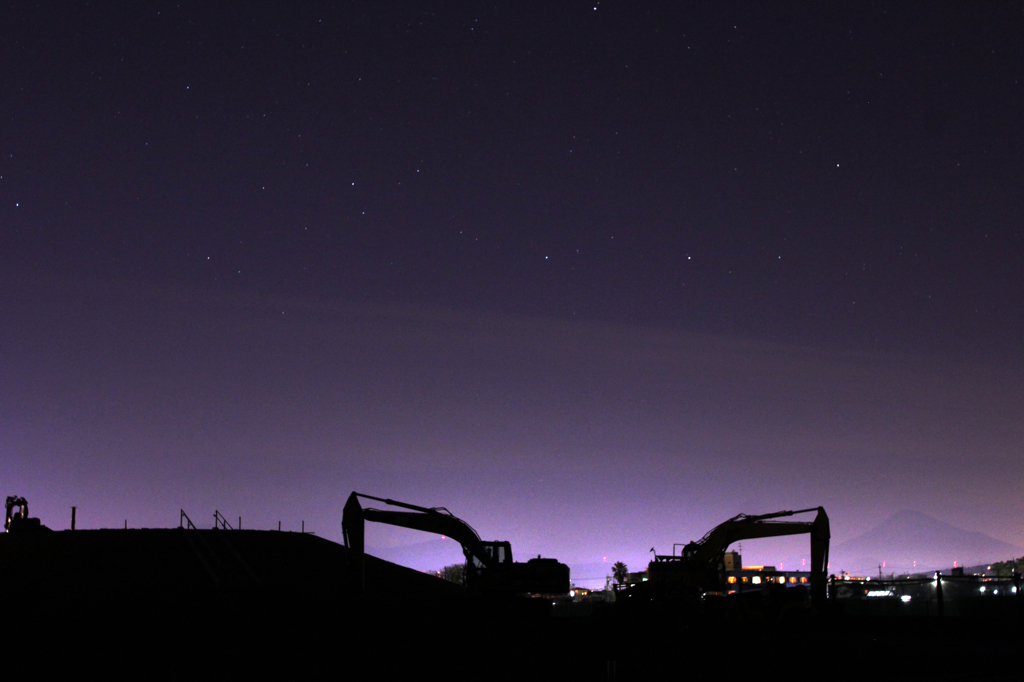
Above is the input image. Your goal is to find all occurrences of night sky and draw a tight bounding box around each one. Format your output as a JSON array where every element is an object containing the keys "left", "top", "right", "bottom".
[{"left": 2, "top": 3, "right": 1022, "bottom": 585}]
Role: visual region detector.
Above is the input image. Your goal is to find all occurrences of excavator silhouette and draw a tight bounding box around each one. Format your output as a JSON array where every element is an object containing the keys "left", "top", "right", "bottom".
[
  {"left": 343, "top": 492, "right": 569, "bottom": 595},
  {"left": 4, "top": 496, "right": 47, "bottom": 533},
  {"left": 639, "top": 506, "right": 830, "bottom": 610}
]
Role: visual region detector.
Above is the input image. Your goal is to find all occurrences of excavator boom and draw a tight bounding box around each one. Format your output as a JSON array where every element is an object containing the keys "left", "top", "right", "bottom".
[
  {"left": 342, "top": 492, "right": 569, "bottom": 595},
  {"left": 343, "top": 492, "right": 496, "bottom": 570},
  {"left": 649, "top": 506, "right": 830, "bottom": 607}
]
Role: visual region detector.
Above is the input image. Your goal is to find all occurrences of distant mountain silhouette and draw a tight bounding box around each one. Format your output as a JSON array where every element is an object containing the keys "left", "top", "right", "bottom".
[{"left": 829, "top": 510, "right": 1022, "bottom": 576}]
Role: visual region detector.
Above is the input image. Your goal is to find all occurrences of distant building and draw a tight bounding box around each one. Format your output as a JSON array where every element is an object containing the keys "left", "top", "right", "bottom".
[
  {"left": 569, "top": 586, "right": 613, "bottom": 602},
  {"left": 626, "top": 569, "right": 648, "bottom": 586},
  {"left": 725, "top": 564, "right": 812, "bottom": 593}
]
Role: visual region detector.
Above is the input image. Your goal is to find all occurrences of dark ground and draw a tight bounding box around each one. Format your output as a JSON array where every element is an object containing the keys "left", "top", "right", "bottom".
[{"left": 2, "top": 529, "right": 1019, "bottom": 678}]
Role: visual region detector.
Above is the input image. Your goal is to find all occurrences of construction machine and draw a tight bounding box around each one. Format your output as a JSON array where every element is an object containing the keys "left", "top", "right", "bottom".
[
  {"left": 342, "top": 492, "right": 569, "bottom": 595},
  {"left": 4, "top": 496, "right": 47, "bottom": 533},
  {"left": 641, "top": 506, "right": 830, "bottom": 609}
]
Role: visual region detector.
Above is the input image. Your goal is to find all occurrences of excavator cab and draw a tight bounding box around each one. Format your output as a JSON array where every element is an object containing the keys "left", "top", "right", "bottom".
[
  {"left": 471, "top": 541, "right": 512, "bottom": 568},
  {"left": 465, "top": 540, "right": 512, "bottom": 587}
]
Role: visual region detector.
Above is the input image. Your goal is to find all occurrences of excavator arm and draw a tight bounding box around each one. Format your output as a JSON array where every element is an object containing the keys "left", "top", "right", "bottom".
[
  {"left": 342, "top": 492, "right": 568, "bottom": 595},
  {"left": 652, "top": 506, "right": 830, "bottom": 607},
  {"left": 686, "top": 506, "right": 830, "bottom": 604},
  {"left": 4, "top": 496, "right": 28, "bottom": 531},
  {"left": 343, "top": 492, "right": 500, "bottom": 591}
]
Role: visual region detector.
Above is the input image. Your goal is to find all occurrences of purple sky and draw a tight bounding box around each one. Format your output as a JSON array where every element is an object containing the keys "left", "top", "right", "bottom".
[
  {"left": 2, "top": 3, "right": 1022, "bottom": 586},
  {"left": 3, "top": 275, "right": 1021, "bottom": 584}
]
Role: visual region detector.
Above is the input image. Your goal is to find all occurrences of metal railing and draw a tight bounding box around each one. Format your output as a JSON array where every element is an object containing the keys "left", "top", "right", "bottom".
[{"left": 213, "top": 510, "right": 234, "bottom": 530}]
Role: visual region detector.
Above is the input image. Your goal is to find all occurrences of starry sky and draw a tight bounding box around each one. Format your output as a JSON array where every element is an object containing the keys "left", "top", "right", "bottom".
[{"left": 2, "top": 2, "right": 1022, "bottom": 585}]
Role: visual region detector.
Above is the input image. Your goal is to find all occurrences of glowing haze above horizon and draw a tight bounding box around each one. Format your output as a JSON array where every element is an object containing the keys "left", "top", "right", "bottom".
[{"left": 2, "top": 3, "right": 1022, "bottom": 587}]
